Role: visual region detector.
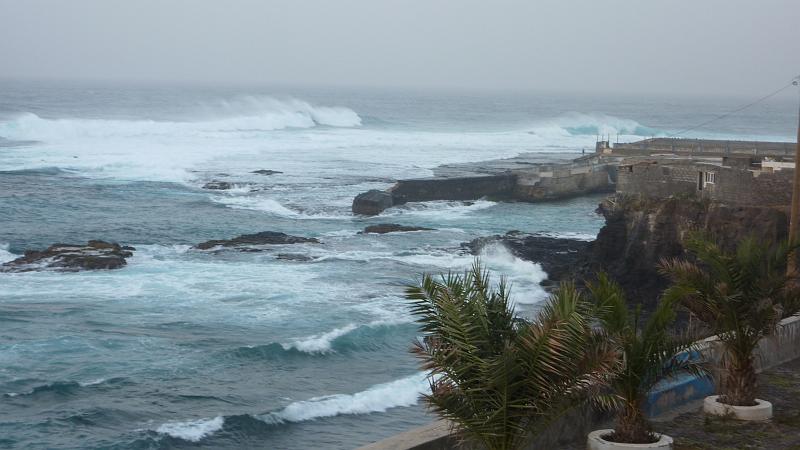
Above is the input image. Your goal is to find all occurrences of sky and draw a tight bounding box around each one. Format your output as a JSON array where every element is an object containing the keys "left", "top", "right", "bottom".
[{"left": 0, "top": 0, "right": 798, "bottom": 96}]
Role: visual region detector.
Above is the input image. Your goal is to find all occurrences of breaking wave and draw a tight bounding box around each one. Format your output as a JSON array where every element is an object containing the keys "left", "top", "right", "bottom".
[
  {"left": 259, "top": 372, "right": 428, "bottom": 425},
  {"left": 0, "top": 243, "right": 16, "bottom": 264},
  {"left": 230, "top": 321, "right": 416, "bottom": 360},
  {"left": 529, "top": 112, "right": 661, "bottom": 139},
  {"left": 156, "top": 416, "right": 225, "bottom": 442},
  {"left": 0, "top": 98, "right": 361, "bottom": 141},
  {"left": 3, "top": 377, "right": 123, "bottom": 398},
  {"left": 152, "top": 373, "right": 428, "bottom": 443}
]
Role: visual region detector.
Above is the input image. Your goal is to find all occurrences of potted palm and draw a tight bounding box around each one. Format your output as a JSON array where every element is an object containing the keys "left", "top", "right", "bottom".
[
  {"left": 660, "top": 234, "right": 800, "bottom": 421},
  {"left": 585, "top": 274, "right": 706, "bottom": 450},
  {"left": 406, "top": 263, "right": 618, "bottom": 450}
]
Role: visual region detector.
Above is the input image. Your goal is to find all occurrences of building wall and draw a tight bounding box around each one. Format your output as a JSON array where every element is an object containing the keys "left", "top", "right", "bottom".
[
  {"left": 617, "top": 160, "right": 794, "bottom": 208},
  {"left": 702, "top": 166, "right": 793, "bottom": 207},
  {"left": 616, "top": 162, "right": 699, "bottom": 199}
]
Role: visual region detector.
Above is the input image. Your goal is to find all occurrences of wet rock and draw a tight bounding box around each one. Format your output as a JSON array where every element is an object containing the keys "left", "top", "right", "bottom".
[
  {"left": 276, "top": 253, "right": 314, "bottom": 262},
  {"left": 0, "top": 240, "right": 135, "bottom": 273},
  {"left": 360, "top": 223, "right": 435, "bottom": 234},
  {"left": 463, "top": 232, "right": 590, "bottom": 288},
  {"left": 585, "top": 195, "right": 789, "bottom": 309},
  {"left": 202, "top": 181, "right": 233, "bottom": 190},
  {"left": 352, "top": 190, "right": 394, "bottom": 216},
  {"left": 251, "top": 169, "right": 283, "bottom": 176},
  {"left": 194, "top": 231, "right": 320, "bottom": 250}
]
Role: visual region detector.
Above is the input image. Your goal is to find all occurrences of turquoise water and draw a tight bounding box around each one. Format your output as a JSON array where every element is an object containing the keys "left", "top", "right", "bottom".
[{"left": 0, "top": 81, "right": 796, "bottom": 449}]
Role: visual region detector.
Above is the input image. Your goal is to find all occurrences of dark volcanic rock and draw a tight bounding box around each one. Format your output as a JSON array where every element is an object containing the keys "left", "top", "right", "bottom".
[
  {"left": 464, "top": 232, "right": 590, "bottom": 287},
  {"left": 361, "top": 223, "right": 435, "bottom": 234},
  {"left": 276, "top": 253, "right": 314, "bottom": 262},
  {"left": 194, "top": 231, "right": 320, "bottom": 250},
  {"left": 202, "top": 181, "right": 233, "bottom": 190},
  {"left": 352, "top": 190, "right": 394, "bottom": 216},
  {"left": 1, "top": 240, "right": 135, "bottom": 273},
  {"left": 585, "top": 195, "right": 789, "bottom": 308},
  {"left": 251, "top": 169, "right": 283, "bottom": 176}
]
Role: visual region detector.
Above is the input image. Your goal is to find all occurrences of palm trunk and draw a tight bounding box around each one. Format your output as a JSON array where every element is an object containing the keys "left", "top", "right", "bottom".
[
  {"left": 720, "top": 352, "right": 758, "bottom": 406},
  {"left": 612, "top": 403, "right": 653, "bottom": 444}
]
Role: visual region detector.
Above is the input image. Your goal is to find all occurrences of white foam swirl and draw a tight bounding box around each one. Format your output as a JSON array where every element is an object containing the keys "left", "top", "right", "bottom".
[
  {"left": 260, "top": 373, "right": 428, "bottom": 424},
  {"left": 156, "top": 416, "right": 225, "bottom": 442}
]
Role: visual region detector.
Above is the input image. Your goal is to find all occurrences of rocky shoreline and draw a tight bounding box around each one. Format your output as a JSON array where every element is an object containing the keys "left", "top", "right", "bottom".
[
  {"left": 0, "top": 240, "right": 135, "bottom": 272},
  {"left": 2, "top": 193, "right": 787, "bottom": 312}
]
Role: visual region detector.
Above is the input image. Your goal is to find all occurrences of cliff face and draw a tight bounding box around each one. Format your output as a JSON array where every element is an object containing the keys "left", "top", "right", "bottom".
[{"left": 587, "top": 195, "right": 789, "bottom": 306}]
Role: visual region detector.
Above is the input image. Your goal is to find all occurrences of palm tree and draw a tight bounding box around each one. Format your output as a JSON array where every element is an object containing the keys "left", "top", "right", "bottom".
[
  {"left": 406, "top": 262, "right": 618, "bottom": 450},
  {"left": 587, "top": 273, "right": 707, "bottom": 443},
  {"left": 659, "top": 234, "right": 800, "bottom": 407}
]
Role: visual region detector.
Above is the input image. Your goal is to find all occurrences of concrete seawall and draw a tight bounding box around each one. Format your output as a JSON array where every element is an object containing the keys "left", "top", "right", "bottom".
[{"left": 352, "top": 153, "right": 619, "bottom": 215}]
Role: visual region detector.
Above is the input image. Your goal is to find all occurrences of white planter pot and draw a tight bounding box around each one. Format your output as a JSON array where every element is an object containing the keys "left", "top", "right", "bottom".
[
  {"left": 703, "top": 395, "right": 773, "bottom": 421},
  {"left": 587, "top": 429, "right": 673, "bottom": 450}
]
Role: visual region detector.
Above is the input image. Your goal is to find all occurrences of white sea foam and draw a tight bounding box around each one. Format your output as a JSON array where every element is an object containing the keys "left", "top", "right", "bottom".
[
  {"left": 260, "top": 373, "right": 428, "bottom": 424},
  {"left": 535, "top": 231, "right": 597, "bottom": 241},
  {"left": 0, "top": 105, "right": 665, "bottom": 184},
  {"left": 478, "top": 243, "right": 549, "bottom": 305},
  {"left": 382, "top": 200, "right": 497, "bottom": 220},
  {"left": 79, "top": 378, "right": 106, "bottom": 387},
  {"left": 281, "top": 324, "right": 358, "bottom": 353},
  {"left": 0, "top": 99, "right": 360, "bottom": 141},
  {"left": 156, "top": 416, "right": 225, "bottom": 442},
  {"left": 211, "top": 195, "right": 301, "bottom": 217},
  {"left": 0, "top": 243, "right": 16, "bottom": 264}
]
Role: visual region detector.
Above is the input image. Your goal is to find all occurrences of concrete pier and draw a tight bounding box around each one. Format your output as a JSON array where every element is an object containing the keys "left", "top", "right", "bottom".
[
  {"left": 352, "top": 153, "right": 619, "bottom": 215},
  {"left": 351, "top": 138, "right": 797, "bottom": 216}
]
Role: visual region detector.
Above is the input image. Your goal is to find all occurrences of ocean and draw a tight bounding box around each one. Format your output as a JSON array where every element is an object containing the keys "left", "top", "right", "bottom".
[{"left": 0, "top": 80, "right": 796, "bottom": 449}]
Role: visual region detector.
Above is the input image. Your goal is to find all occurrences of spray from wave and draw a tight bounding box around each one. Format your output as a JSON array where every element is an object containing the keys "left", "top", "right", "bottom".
[
  {"left": 528, "top": 112, "right": 661, "bottom": 139},
  {"left": 0, "top": 243, "right": 16, "bottom": 264},
  {"left": 0, "top": 98, "right": 361, "bottom": 141}
]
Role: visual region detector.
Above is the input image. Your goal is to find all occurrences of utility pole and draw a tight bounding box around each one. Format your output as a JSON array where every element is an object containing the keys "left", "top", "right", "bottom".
[{"left": 788, "top": 76, "right": 800, "bottom": 276}]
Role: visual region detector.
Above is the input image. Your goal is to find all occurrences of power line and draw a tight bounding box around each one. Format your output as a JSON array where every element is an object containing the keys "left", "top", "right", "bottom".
[{"left": 668, "top": 77, "right": 799, "bottom": 137}]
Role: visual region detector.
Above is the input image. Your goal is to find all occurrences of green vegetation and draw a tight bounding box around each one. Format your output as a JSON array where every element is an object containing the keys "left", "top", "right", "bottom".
[
  {"left": 660, "top": 234, "right": 800, "bottom": 406},
  {"left": 405, "top": 263, "right": 617, "bottom": 450},
  {"left": 588, "top": 273, "right": 707, "bottom": 443}
]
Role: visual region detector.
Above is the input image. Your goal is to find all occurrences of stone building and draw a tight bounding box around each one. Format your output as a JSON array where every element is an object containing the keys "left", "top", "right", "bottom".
[{"left": 616, "top": 155, "right": 794, "bottom": 209}]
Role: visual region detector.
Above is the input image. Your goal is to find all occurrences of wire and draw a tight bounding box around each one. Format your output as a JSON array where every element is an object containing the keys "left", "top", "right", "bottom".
[{"left": 668, "top": 77, "right": 799, "bottom": 137}]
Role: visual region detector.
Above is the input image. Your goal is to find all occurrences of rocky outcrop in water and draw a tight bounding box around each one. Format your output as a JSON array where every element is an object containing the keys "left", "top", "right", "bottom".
[
  {"left": 360, "top": 223, "right": 435, "bottom": 234},
  {"left": 0, "top": 240, "right": 135, "bottom": 272},
  {"left": 464, "top": 232, "right": 590, "bottom": 288},
  {"left": 202, "top": 181, "right": 233, "bottom": 190},
  {"left": 276, "top": 253, "right": 314, "bottom": 262},
  {"left": 352, "top": 190, "right": 394, "bottom": 216},
  {"left": 584, "top": 195, "right": 789, "bottom": 307},
  {"left": 194, "top": 231, "right": 320, "bottom": 251},
  {"left": 251, "top": 169, "right": 283, "bottom": 176}
]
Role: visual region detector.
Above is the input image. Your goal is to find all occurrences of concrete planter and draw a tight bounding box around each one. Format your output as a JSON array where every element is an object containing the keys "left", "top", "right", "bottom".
[
  {"left": 587, "top": 429, "right": 673, "bottom": 450},
  {"left": 703, "top": 395, "right": 773, "bottom": 421}
]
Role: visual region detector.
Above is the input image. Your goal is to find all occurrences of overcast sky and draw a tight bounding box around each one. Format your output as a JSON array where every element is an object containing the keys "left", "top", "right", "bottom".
[{"left": 0, "top": 0, "right": 798, "bottom": 96}]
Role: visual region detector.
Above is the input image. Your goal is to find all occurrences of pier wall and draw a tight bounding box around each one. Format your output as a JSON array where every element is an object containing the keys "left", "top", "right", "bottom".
[
  {"left": 389, "top": 174, "right": 517, "bottom": 205},
  {"left": 513, "top": 167, "right": 613, "bottom": 201}
]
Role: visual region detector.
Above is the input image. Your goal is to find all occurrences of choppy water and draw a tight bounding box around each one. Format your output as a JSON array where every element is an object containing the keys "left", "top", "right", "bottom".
[{"left": 0, "top": 80, "right": 796, "bottom": 449}]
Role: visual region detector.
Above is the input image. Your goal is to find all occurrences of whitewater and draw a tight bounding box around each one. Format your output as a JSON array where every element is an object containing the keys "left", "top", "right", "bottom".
[{"left": 0, "top": 81, "right": 796, "bottom": 449}]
